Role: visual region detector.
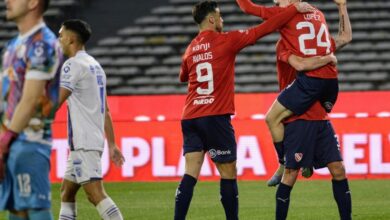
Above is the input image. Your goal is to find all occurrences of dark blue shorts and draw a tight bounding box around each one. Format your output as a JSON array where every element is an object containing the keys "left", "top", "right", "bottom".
[
  {"left": 277, "top": 72, "right": 339, "bottom": 115},
  {"left": 283, "top": 120, "right": 343, "bottom": 170},
  {"left": 181, "top": 114, "right": 237, "bottom": 163}
]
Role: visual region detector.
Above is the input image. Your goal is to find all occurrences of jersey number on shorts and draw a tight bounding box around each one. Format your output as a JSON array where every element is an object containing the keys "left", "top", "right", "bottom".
[
  {"left": 297, "top": 21, "right": 331, "bottom": 55},
  {"left": 196, "top": 62, "right": 214, "bottom": 95},
  {"left": 17, "top": 173, "right": 31, "bottom": 196}
]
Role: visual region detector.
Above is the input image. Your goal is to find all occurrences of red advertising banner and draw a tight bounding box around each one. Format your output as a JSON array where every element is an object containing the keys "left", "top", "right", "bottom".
[{"left": 51, "top": 91, "right": 390, "bottom": 182}]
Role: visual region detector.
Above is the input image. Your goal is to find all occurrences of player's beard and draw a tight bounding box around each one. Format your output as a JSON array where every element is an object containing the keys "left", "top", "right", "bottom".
[{"left": 216, "top": 24, "right": 223, "bottom": 32}]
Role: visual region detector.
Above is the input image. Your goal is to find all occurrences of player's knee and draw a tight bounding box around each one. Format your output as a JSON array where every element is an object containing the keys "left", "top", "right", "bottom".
[
  {"left": 265, "top": 113, "right": 275, "bottom": 127},
  {"left": 85, "top": 190, "right": 106, "bottom": 206},
  {"left": 329, "top": 162, "right": 346, "bottom": 180},
  {"left": 217, "top": 162, "right": 237, "bottom": 179}
]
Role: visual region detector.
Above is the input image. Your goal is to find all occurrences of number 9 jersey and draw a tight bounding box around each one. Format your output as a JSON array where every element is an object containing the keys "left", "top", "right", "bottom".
[
  {"left": 179, "top": 30, "right": 257, "bottom": 120},
  {"left": 60, "top": 51, "right": 106, "bottom": 151}
]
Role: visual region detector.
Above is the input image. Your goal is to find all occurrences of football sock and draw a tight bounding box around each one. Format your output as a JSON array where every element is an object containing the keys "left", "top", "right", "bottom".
[
  {"left": 8, "top": 213, "right": 27, "bottom": 220},
  {"left": 59, "top": 202, "right": 77, "bottom": 220},
  {"left": 274, "top": 142, "right": 285, "bottom": 165},
  {"left": 276, "top": 183, "right": 292, "bottom": 220},
  {"left": 96, "top": 197, "right": 124, "bottom": 220},
  {"left": 220, "top": 178, "right": 239, "bottom": 220},
  {"left": 174, "top": 174, "right": 197, "bottom": 220},
  {"left": 27, "top": 209, "right": 53, "bottom": 220},
  {"left": 332, "top": 179, "right": 352, "bottom": 220}
]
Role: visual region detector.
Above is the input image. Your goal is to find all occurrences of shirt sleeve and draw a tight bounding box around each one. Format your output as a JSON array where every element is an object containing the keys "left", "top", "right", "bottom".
[
  {"left": 25, "top": 40, "right": 58, "bottom": 80},
  {"left": 179, "top": 55, "right": 189, "bottom": 82},
  {"left": 236, "top": 0, "right": 285, "bottom": 20},
  {"left": 60, "top": 59, "right": 83, "bottom": 92},
  {"left": 227, "top": 5, "right": 298, "bottom": 52}
]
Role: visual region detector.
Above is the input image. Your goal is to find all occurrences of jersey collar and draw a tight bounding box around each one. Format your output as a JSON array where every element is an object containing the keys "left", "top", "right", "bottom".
[{"left": 18, "top": 22, "right": 46, "bottom": 41}]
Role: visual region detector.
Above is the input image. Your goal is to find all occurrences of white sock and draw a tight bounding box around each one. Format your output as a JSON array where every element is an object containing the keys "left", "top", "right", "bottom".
[
  {"left": 59, "top": 202, "right": 76, "bottom": 220},
  {"left": 96, "top": 197, "right": 123, "bottom": 220}
]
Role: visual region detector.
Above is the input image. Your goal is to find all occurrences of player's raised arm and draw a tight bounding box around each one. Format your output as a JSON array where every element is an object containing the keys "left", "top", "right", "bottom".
[
  {"left": 236, "top": 0, "right": 283, "bottom": 19},
  {"left": 334, "top": 0, "right": 352, "bottom": 50},
  {"left": 229, "top": 2, "right": 313, "bottom": 52}
]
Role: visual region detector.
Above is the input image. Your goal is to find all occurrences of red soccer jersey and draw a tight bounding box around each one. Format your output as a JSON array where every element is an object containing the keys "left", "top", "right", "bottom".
[
  {"left": 236, "top": 1, "right": 338, "bottom": 78},
  {"left": 277, "top": 39, "right": 328, "bottom": 121},
  {"left": 180, "top": 6, "right": 299, "bottom": 120}
]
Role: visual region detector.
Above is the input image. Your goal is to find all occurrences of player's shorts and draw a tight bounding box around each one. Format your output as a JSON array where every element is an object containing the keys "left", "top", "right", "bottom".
[
  {"left": 0, "top": 140, "right": 51, "bottom": 210},
  {"left": 277, "top": 72, "right": 339, "bottom": 115},
  {"left": 283, "top": 120, "right": 343, "bottom": 170},
  {"left": 64, "top": 150, "right": 103, "bottom": 185},
  {"left": 181, "top": 114, "right": 237, "bottom": 163}
]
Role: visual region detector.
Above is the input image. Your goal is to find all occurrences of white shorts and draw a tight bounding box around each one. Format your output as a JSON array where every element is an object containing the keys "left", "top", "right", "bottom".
[{"left": 64, "top": 150, "right": 103, "bottom": 185}]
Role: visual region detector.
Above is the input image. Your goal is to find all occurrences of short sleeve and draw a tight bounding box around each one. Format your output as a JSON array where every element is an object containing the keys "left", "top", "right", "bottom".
[
  {"left": 60, "top": 59, "right": 83, "bottom": 92},
  {"left": 25, "top": 40, "right": 58, "bottom": 80}
]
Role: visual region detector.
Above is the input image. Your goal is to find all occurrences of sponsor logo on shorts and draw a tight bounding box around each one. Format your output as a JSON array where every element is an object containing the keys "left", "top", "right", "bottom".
[
  {"left": 208, "top": 149, "right": 231, "bottom": 158},
  {"left": 75, "top": 166, "right": 82, "bottom": 177},
  {"left": 295, "top": 153, "right": 303, "bottom": 162}
]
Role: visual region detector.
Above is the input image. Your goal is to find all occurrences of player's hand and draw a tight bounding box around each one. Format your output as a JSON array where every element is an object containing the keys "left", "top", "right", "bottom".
[
  {"left": 0, "top": 129, "right": 18, "bottom": 181},
  {"left": 109, "top": 145, "right": 125, "bottom": 167},
  {"left": 328, "top": 53, "right": 338, "bottom": 65},
  {"left": 294, "top": 2, "right": 315, "bottom": 13},
  {"left": 334, "top": 0, "right": 346, "bottom": 6}
]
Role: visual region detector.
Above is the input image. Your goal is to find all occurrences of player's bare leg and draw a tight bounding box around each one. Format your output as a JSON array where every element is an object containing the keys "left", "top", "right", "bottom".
[
  {"left": 216, "top": 161, "right": 238, "bottom": 220},
  {"left": 266, "top": 100, "right": 313, "bottom": 185},
  {"left": 327, "top": 161, "right": 352, "bottom": 220},
  {"left": 174, "top": 151, "right": 205, "bottom": 220},
  {"left": 59, "top": 179, "right": 81, "bottom": 220},
  {"left": 265, "top": 100, "right": 293, "bottom": 186},
  {"left": 82, "top": 180, "right": 123, "bottom": 220}
]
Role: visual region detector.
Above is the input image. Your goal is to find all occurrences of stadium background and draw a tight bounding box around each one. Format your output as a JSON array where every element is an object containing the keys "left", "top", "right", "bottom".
[{"left": 1, "top": 0, "right": 390, "bottom": 219}]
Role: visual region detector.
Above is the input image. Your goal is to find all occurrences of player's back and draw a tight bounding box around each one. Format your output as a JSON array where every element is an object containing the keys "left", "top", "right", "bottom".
[
  {"left": 280, "top": 8, "right": 338, "bottom": 78},
  {"left": 181, "top": 30, "right": 238, "bottom": 120},
  {"left": 61, "top": 51, "right": 106, "bottom": 151}
]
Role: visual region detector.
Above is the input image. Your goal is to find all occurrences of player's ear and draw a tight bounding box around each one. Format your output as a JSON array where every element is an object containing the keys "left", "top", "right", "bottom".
[
  {"left": 208, "top": 15, "right": 215, "bottom": 25},
  {"left": 28, "top": 0, "right": 40, "bottom": 11}
]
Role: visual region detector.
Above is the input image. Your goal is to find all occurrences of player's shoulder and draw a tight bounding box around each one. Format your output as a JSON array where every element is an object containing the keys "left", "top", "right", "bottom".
[{"left": 62, "top": 56, "right": 83, "bottom": 73}]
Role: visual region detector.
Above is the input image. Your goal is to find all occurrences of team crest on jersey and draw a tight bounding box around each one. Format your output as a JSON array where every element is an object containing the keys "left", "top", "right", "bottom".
[{"left": 295, "top": 153, "right": 303, "bottom": 162}]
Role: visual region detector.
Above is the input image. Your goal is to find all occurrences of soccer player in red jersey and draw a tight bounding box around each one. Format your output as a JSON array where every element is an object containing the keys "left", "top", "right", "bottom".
[
  {"left": 174, "top": 1, "right": 314, "bottom": 219},
  {"left": 237, "top": 0, "right": 353, "bottom": 219},
  {"left": 236, "top": 0, "right": 352, "bottom": 183}
]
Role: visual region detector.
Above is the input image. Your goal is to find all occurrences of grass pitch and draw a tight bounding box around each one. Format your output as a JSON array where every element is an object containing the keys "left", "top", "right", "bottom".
[{"left": 1, "top": 180, "right": 389, "bottom": 219}]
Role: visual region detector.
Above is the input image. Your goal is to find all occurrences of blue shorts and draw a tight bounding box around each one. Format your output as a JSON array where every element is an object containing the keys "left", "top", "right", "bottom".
[
  {"left": 277, "top": 72, "right": 339, "bottom": 115},
  {"left": 283, "top": 120, "right": 342, "bottom": 170},
  {"left": 0, "top": 140, "right": 51, "bottom": 211},
  {"left": 181, "top": 114, "right": 237, "bottom": 163}
]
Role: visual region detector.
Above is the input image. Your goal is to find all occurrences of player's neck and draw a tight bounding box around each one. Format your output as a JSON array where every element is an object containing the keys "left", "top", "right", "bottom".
[
  {"left": 16, "top": 14, "right": 43, "bottom": 35},
  {"left": 68, "top": 46, "right": 86, "bottom": 58},
  {"left": 199, "top": 26, "right": 217, "bottom": 33}
]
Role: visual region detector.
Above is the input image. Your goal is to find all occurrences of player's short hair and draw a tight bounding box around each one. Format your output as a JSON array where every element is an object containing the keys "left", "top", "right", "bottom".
[
  {"left": 42, "top": 0, "right": 50, "bottom": 13},
  {"left": 192, "top": 1, "right": 219, "bottom": 24},
  {"left": 62, "top": 19, "right": 92, "bottom": 44}
]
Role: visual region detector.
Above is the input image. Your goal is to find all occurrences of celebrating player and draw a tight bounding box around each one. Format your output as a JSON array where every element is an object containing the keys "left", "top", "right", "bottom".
[
  {"left": 174, "top": 1, "right": 314, "bottom": 219},
  {"left": 236, "top": 0, "right": 353, "bottom": 219},
  {"left": 236, "top": 0, "right": 352, "bottom": 186},
  {"left": 57, "top": 19, "right": 125, "bottom": 220},
  {"left": 0, "top": 0, "right": 63, "bottom": 219}
]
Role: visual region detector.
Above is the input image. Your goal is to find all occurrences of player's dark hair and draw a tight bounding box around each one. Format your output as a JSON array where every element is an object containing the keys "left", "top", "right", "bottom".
[
  {"left": 62, "top": 19, "right": 92, "bottom": 44},
  {"left": 42, "top": 0, "right": 50, "bottom": 13},
  {"left": 192, "top": 1, "right": 219, "bottom": 24}
]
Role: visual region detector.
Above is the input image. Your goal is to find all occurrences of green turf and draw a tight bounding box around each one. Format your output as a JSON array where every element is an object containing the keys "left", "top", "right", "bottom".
[{"left": 1, "top": 180, "right": 389, "bottom": 219}]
